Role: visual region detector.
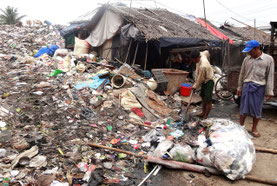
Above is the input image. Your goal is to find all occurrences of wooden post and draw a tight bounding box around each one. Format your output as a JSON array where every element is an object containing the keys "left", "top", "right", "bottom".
[
  {"left": 144, "top": 42, "right": 148, "bottom": 70},
  {"left": 132, "top": 42, "right": 139, "bottom": 66},
  {"left": 227, "top": 39, "right": 231, "bottom": 71},
  {"left": 124, "top": 40, "right": 132, "bottom": 63}
]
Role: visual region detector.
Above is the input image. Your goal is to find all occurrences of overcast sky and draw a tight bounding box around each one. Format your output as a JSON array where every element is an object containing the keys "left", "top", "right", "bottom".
[{"left": 1, "top": 0, "right": 276, "bottom": 27}]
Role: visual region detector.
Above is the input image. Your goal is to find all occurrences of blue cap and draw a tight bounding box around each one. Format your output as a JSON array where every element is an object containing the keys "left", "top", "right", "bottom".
[{"left": 242, "top": 40, "right": 260, "bottom": 52}]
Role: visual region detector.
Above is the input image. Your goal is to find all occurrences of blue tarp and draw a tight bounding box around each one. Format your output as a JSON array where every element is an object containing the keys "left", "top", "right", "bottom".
[
  {"left": 74, "top": 75, "right": 109, "bottom": 90},
  {"left": 34, "top": 44, "right": 59, "bottom": 58}
]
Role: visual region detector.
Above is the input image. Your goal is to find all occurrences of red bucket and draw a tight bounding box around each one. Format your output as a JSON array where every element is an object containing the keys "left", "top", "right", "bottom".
[{"left": 180, "top": 83, "right": 192, "bottom": 96}]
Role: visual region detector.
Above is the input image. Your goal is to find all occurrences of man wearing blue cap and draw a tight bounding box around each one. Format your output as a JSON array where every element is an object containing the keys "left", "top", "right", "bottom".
[{"left": 237, "top": 40, "right": 275, "bottom": 137}]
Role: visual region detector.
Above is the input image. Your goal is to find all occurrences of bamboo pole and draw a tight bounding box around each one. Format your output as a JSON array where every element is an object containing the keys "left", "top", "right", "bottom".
[
  {"left": 132, "top": 43, "right": 139, "bottom": 66},
  {"left": 124, "top": 40, "right": 132, "bottom": 63},
  {"left": 146, "top": 156, "right": 220, "bottom": 175}
]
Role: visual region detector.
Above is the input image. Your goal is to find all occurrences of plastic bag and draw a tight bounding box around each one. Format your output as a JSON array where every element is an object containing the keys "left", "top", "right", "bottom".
[
  {"left": 57, "top": 56, "right": 71, "bottom": 72},
  {"left": 53, "top": 49, "right": 68, "bottom": 58},
  {"left": 152, "top": 140, "right": 174, "bottom": 158},
  {"left": 196, "top": 118, "right": 255, "bottom": 180},
  {"left": 169, "top": 144, "right": 195, "bottom": 163},
  {"left": 142, "top": 127, "right": 165, "bottom": 147},
  {"left": 195, "top": 134, "right": 214, "bottom": 167},
  {"left": 74, "top": 37, "right": 90, "bottom": 55}
]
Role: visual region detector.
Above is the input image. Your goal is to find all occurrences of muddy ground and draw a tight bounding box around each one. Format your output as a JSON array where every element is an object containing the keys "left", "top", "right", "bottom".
[{"left": 143, "top": 100, "right": 277, "bottom": 186}]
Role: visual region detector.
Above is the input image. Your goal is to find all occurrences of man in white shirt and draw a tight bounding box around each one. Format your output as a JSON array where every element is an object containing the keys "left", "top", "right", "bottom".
[{"left": 237, "top": 40, "right": 275, "bottom": 137}]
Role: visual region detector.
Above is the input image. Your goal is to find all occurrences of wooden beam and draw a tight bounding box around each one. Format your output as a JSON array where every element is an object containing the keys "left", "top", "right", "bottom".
[{"left": 170, "top": 46, "right": 220, "bottom": 53}]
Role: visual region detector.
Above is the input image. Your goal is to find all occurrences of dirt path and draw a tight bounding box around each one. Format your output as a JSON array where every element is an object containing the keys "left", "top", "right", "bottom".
[{"left": 145, "top": 101, "right": 277, "bottom": 186}]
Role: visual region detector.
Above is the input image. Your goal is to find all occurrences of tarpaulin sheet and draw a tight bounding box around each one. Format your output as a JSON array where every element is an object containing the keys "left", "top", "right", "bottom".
[
  {"left": 34, "top": 45, "right": 59, "bottom": 58},
  {"left": 86, "top": 10, "right": 123, "bottom": 47},
  {"left": 196, "top": 18, "right": 234, "bottom": 44},
  {"left": 160, "top": 37, "right": 205, "bottom": 48},
  {"left": 120, "top": 23, "right": 141, "bottom": 45},
  {"left": 60, "top": 22, "right": 88, "bottom": 37}
]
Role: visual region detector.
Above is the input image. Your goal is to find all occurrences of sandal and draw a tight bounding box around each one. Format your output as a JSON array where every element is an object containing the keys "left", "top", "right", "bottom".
[{"left": 250, "top": 131, "right": 261, "bottom": 137}]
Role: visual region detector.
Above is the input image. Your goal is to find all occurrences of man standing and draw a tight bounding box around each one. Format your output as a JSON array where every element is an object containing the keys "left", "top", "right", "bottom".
[
  {"left": 237, "top": 40, "right": 275, "bottom": 137},
  {"left": 190, "top": 50, "right": 214, "bottom": 119}
]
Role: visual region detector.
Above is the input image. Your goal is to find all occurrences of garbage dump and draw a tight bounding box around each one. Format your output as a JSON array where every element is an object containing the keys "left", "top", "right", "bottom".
[{"left": 0, "top": 24, "right": 256, "bottom": 185}]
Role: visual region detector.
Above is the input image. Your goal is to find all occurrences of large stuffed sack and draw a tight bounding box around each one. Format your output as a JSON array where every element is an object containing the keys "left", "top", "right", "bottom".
[
  {"left": 196, "top": 118, "right": 255, "bottom": 180},
  {"left": 74, "top": 37, "right": 90, "bottom": 55}
]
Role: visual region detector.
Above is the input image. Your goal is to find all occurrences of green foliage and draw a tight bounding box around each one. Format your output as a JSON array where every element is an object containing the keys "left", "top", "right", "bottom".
[{"left": 0, "top": 6, "right": 26, "bottom": 25}]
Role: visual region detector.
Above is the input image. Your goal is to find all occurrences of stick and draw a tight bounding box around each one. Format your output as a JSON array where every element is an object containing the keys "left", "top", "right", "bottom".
[
  {"left": 132, "top": 43, "right": 139, "bottom": 66},
  {"left": 184, "top": 90, "right": 194, "bottom": 115},
  {"left": 146, "top": 156, "right": 220, "bottom": 175},
  {"left": 114, "top": 57, "right": 124, "bottom": 64},
  {"left": 87, "top": 143, "right": 148, "bottom": 159},
  {"left": 255, "top": 147, "right": 277, "bottom": 154},
  {"left": 126, "top": 119, "right": 155, "bottom": 129},
  {"left": 245, "top": 175, "right": 277, "bottom": 185}
]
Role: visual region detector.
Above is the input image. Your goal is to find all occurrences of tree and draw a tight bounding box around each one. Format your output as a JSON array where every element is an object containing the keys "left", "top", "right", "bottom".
[{"left": 0, "top": 6, "right": 26, "bottom": 25}]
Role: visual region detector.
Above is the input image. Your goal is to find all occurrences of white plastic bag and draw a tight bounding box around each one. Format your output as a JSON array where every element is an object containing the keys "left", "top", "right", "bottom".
[
  {"left": 56, "top": 56, "right": 71, "bottom": 72},
  {"left": 169, "top": 144, "right": 195, "bottom": 163},
  {"left": 152, "top": 140, "right": 174, "bottom": 158}
]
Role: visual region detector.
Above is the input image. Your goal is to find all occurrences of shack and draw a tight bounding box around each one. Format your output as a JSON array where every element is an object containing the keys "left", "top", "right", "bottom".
[{"left": 61, "top": 4, "right": 224, "bottom": 70}]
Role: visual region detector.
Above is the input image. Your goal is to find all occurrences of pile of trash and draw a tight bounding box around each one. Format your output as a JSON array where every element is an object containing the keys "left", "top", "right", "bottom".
[
  {"left": 0, "top": 24, "right": 255, "bottom": 185},
  {"left": 0, "top": 24, "right": 191, "bottom": 185},
  {"left": 148, "top": 118, "right": 256, "bottom": 180}
]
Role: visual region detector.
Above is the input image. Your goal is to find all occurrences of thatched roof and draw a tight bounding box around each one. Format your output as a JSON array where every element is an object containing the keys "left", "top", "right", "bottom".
[
  {"left": 220, "top": 25, "right": 271, "bottom": 45},
  {"left": 107, "top": 5, "right": 219, "bottom": 41},
  {"left": 196, "top": 18, "right": 272, "bottom": 45},
  {"left": 73, "top": 4, "right": 219, "bottom": 41}
]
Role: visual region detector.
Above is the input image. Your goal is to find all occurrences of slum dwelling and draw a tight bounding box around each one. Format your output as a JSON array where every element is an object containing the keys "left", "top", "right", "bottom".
[{"left": 61, "top": 4, "right": 224, "bottom": 72}]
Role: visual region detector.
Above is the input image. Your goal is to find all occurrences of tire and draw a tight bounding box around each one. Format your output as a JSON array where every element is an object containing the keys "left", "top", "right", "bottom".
[{"left": 215, "top": 75, "right": 234, "bottom": 100}]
